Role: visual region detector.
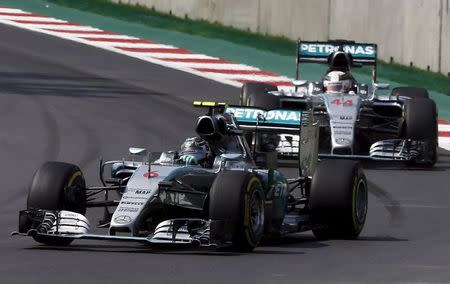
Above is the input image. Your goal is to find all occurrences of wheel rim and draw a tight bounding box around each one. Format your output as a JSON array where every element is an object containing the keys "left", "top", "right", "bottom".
[
  {"left": 355, "top": 179, "right": 367, "bottom": 224},
  {"left": 249, "top": 190, "right": 264, "bottom": 234}
]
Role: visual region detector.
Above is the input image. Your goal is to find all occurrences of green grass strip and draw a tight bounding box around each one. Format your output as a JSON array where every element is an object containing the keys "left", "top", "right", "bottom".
[{"left": 47, "top": 0, "right": 450, "bottom": 96}]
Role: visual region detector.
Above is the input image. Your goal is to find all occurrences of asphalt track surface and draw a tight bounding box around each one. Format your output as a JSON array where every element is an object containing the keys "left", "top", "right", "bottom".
[{"left": 1, "top": 24, "right": 450, "bottom": 284}]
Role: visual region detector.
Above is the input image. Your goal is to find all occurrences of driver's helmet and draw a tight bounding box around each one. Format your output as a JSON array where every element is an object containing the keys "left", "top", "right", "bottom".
[
  {"left": 323, "top": 71, "right": 353, "bottom": 93},
  {"left": 180, "top": 137, "right": 210, "bottom": 163}
]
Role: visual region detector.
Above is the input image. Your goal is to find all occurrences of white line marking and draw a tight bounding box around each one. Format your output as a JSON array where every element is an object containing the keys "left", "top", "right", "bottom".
[
  {"left": 0, "top": 16, "right": 65, "bottom": 22},
  {"left": 438, "top": 137, "right": 450, "bottom": 150},
  {"left": 56, "top": 33, "right": 135, "bottom": 39},
  {"left": 204, "top": 73, "right": 291, "bottom": 82},
  {"left": 143, "top": 53, "right": 218, "bottom": 59},
  {"left": 0, "top": 8, "right": 29, "bottom": 13},
  {"left": 9, "top": 22, "right": 100, "bottom": 31},
  {"left": 85, "top": 42, "right": 177, "bottom": 49},
  {"left": 438, "top": 124, "right": 450, "bottom": 132},
  {"left": 163, "top": 62, "right": 259, "bottom": 70}
]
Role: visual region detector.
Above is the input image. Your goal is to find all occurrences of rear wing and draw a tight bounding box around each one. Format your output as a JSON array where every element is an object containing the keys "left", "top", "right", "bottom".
[
  {"left": 226, "top": 105, "right": 318, "bottom": 176},
  {"left": 296, "top": 40, "right": 378, "bottom": 83},
  {"left": 225, "top": 106, "right": 303, "bottom": 134}
]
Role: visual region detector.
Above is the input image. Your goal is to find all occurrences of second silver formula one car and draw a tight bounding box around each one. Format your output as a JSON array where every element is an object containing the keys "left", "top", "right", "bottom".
[{"left": 240, "top": 40, "right": 438, "bottom": 167}]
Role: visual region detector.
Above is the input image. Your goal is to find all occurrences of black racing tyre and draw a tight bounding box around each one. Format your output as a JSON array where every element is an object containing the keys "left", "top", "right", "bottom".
[
  {"left": 209, "top": 171, "right": 265, "bottom": 252},
  {"left": 391, "top": 87, "right": 429, "bottom": 100},
  {"left": 310, "top": 160, "right": 367, "bottom": 240},
  {"left": 402, "top": 98, "right": 437, "bottom": 140},
  {"left": 240, "top": 82, "right": 281, "bottom": 152},
  {"left": 240, "top": 82, "right": 279, "bottom": 109},
  {"left": 402, "top": 98, "right": 438, "bottom": 166},
  {"left": 27, "top": 161, "right": 87, "bottom": 245}
]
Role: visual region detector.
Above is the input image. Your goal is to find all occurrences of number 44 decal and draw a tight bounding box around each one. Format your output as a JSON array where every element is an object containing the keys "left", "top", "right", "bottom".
[{"left": 331, "top": 99, "right": 353, "bottom": 106}]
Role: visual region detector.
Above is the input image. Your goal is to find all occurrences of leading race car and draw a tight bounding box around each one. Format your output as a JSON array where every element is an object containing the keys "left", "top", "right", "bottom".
[
  {"left": 240, "top": 40, "right": 438, "bottom": 167},
  {"left": 14, "top": 102, "right": 368, "bottom": 252}
]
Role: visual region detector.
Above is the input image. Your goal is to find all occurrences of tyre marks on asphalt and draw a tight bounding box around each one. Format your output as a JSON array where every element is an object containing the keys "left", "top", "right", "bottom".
[
  {"left": 57, "top": 108, "right": 102, "bottom": 171},
  {"left": 366, "top": 179, "right": 405, "bottom": 227},
  {"left": 35, "top": 98, "right": 61, "bottom": 161},
  {"left": 0, "top": 96, "right": 61, "bottom": 210},
  {"left": 0, "top": 95, "right": 30, "bottom": 211}
]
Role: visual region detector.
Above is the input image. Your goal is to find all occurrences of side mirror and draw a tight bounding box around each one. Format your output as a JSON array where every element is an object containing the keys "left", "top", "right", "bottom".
[
  {"left": 129, "top": 147, "right": 148, "bottom": 157},
  {"left": 374, "top": 83, "right": 390, "bottom": 90},
  {"left": 129, "top": 147, "right": 152, "bottom": 174}
]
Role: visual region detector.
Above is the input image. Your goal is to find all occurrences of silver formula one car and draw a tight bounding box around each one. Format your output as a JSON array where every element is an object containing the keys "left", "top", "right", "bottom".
[
  {"left": 14, "top": 102, "right": 368, "bottom": 252},
  {"left": 240, "top": 40, "right": 438, "bottom": 167}
]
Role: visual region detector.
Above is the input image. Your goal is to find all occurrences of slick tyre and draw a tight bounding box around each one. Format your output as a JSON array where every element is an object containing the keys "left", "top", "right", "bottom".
[
  {"left": 310, "top": 160, "right": 368, "bottom": 240},
  {"left": 240, "top": 82, "right": 279, "bottom": 108},
  {"left": 27, "top": 162, "right": 87, "bottom": 245},
  {"left": 240, "top": 82, "right": 281, "bottom": 152},
  {"left": 402, "top": 98, "right": 438, "bottom": 167},
  {"left": 209, "top": 171, "right": 265, "bottom": 252},
  {"left": 391, "top": 87, "right": 429, "bottom": 100}
]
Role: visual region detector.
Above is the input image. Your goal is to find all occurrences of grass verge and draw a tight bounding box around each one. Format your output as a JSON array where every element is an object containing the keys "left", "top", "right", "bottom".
[{"left": 47, "top": 0, "right": 450, "bottom": 95}]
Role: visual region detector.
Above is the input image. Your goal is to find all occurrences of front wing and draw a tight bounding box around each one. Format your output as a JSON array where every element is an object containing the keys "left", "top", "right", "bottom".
[
  {"left": 278, "top": 135, "right": 426, "bottom": 162},
  {"left": 13, "top": 209, "right": 230, "bottom": 248}
]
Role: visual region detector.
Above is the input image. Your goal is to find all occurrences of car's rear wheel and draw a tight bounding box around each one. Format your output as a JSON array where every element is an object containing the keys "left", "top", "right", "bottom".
[
  {"left": 240, "top": 82, "right": 281, "bottom": 152},
  {"left": 240, "top": 82, "right": 279, "bottom": 108},
  {"left": 209, "top": 171, "right": 265, "bottom": 252},
  {"left": 310, "top": 160, "right": 367, "bottom": 240},
  {"left": 27, "top": 161, "right": 87, "bottom": 245}
]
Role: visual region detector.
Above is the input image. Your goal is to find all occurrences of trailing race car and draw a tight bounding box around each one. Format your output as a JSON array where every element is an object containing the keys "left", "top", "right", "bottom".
[
  {"left": 240, "top": 40, "right": 438, "bottom": 167},
  {"left": 14, "top": 102, "right": 368, "bottom": 252}
]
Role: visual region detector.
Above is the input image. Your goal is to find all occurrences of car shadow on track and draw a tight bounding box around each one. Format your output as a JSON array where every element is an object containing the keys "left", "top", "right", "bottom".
[
  {"left": 25, "top": 243, "right": 305, "bottom": 256},
  {"left": 23, "top": 234, "right": 324, "bottom": 255},
  {"left": 361, "top": 160, "right": 449, "bottom": 171},
  {"left": 359, "top": 148, "right": 450, "bottom": 171},
  {"left": 24, "top": 233, "right": 407, "bottom": 256}
]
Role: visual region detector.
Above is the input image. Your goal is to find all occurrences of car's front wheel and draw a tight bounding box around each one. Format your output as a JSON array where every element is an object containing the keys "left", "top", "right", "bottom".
[
  {"left": 209, "top": 170, "right": 265, "bottom": 252},
  {"left": 27, "top": 161, "right": 87, "bottom": 245},
  {"left": 310, "top": 160, "right": 368, "bottom": 240}
]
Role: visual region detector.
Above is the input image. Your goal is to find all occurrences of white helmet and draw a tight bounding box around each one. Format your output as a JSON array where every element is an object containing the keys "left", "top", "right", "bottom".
[{"left": 323, "top": 71, "right": 353, "bottom": 93}]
